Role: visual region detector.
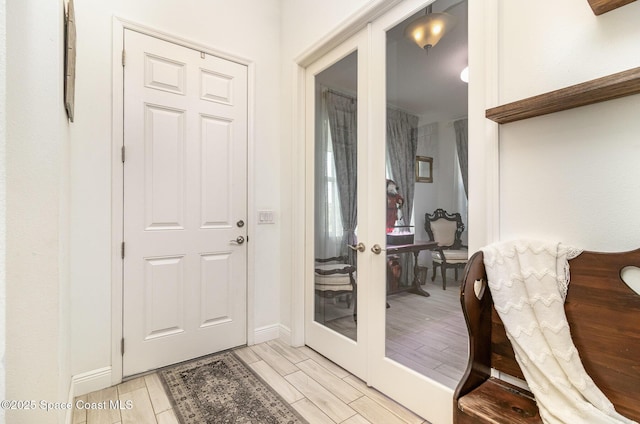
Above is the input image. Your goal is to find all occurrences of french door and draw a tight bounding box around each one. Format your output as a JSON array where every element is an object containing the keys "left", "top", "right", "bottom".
[
  {"left": 304, "top": 29, "right": 371, "bottom": 379},
  {"left": 305, "top": 1, "right": 466, "bottom": 422}
]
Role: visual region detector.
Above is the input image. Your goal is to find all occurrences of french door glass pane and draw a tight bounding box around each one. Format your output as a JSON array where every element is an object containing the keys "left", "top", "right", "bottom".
[
  {"left": 314, "top": 51, "right": 358, "bottom": 341},
  {"left": 384, "top": 1, "right": 469, "bottom": 389}
]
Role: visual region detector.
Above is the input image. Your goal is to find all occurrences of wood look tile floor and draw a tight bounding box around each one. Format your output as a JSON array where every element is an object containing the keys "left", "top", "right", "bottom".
[
  {"left": 322, "top": 273, "right": 469, "bottom": 389},
  {"left": 73, "top": 340, "right": 431, "bottom": 424}
]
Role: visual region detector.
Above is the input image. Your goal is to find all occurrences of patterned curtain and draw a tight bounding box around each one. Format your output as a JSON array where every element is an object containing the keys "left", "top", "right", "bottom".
[
  {"left": 325, "top": 90, "right": 358, "bottom": 264},
  {"left": 386, "top": 108, "right": 419, "bottom": 226},
  {"left": 454, "top": 118, "right": 468, "bottom": 198},
  {"left": 386, "top": 108, "right": 419, "bottom": 284}
]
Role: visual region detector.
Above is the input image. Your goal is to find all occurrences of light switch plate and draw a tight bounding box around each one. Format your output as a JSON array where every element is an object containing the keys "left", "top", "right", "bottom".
[{"left": 258, "top": 210, "right": 275, "bottom": 224}]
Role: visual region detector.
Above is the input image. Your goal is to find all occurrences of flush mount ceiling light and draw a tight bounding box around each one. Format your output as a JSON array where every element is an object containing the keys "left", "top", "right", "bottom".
[
  {"left": 460, "top": 66, "right": 469, "bottom": 83},
  {"left": 404, "top": 3, "right": 459, "bottom": 53}
]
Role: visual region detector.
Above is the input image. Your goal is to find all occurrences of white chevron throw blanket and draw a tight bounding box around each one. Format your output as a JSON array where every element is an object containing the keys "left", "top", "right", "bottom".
[{"left": 482, "top": 240, "right": 637, "bottom": 424}]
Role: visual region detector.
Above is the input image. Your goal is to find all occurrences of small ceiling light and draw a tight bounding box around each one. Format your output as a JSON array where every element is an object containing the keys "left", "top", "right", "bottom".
[
  {"left": 404, "top": 5, "right": 457, "bottom": 53},
  {"left": 460, "top": 66, "right": 469, "bottom": 83}
]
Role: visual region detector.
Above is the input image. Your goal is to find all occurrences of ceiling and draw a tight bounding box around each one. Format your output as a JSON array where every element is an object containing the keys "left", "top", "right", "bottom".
[{"left": 316, "top": 0, "right": 468, "bottom": 124}]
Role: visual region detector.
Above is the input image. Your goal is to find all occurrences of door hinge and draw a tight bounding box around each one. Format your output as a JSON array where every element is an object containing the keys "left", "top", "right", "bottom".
[
  {"left": 121, "top": 242, "right": 125, "bottom": 259},
  {"left": 122, "top": 50, "right": 126, "bottom": 67},
  {"left": 121, "top": 145, "right": 125, "bottom": 163},
  {"left": 121, "top": 338, "right": 125, "bottom": 355}
]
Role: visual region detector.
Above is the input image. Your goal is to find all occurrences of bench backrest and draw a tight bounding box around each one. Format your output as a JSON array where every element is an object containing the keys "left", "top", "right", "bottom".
[{"left": 455, "top": 249, "right": 640, "bottom": 420}]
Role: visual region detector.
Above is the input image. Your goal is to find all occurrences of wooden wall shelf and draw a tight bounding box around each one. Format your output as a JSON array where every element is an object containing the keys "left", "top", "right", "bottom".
[
  {"left": 486, "top": 66, "right": 640, "bottom": 124},
  {"left": 587, "top": 0, "right": 636, "bottom": 15}
]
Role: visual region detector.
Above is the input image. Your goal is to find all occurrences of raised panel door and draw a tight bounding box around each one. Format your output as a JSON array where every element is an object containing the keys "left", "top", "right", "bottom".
[{"left": 123, "top": 30, "right": 248, "bottom": 376}]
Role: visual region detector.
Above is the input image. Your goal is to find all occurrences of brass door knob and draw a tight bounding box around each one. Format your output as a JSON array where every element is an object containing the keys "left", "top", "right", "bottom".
[
  {"left": 371, "top": 244, "right": 386, "bottom": 255},
  {"left": 348, "top": 242, "right": 366, "bottom": 253}
]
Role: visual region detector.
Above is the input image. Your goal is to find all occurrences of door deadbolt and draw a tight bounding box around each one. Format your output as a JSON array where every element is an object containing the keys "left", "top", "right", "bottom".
[
  {"left": 237, "top": 220, "right": 245, "bottom": 228},
  {"left": 230, "top": 236, "right": 245, "bottom": 245}
]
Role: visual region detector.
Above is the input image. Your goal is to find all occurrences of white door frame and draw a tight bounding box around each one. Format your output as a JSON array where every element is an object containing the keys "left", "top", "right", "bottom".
[
  {"left": 110, "top": 17, "right": 256, "bottom": 385},
  {"left": 290, "top": 0, "right": 500, "bottom": 421}
]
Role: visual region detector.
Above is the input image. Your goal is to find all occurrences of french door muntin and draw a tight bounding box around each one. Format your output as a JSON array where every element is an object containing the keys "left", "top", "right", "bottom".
[{"left": 305, "top": 1, "right": 457, "bottom": 423}]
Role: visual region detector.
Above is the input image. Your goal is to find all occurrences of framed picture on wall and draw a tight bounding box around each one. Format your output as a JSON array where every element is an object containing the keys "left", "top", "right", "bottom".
[
  {"left": 416, "top": 156, "right": 433, "bottom": 183},
  {"left": 64, "top": 0, "right": 76, "bottom": 122}
]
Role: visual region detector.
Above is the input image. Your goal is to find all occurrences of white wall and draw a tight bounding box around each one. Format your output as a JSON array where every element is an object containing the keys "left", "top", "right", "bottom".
[
  {"left": 414, "top": 122, "right": 439, "bottom": 243},
  {"left": 434, "top": 121, "right": 459, "bottom": 216},
  {"left": 414, "top": 121, "right": 459, "bottom": 234},
  {"left": 69, "top": 0, "right": 282, "bottom": 382},
  {"left": 496, "top": 0, "right": 640, "bottom": 251},
  {"left": 0, "top": 0, "right": 6, "bottom": 420},
  {"left": 414, "top": 119, "right": 465, "bottom": 266},
  {"left": 280, "top": 0, "right": 376, "bottom": 59},
  {"left": 6, "top": 1, "right": 71, "bottom": 423}
]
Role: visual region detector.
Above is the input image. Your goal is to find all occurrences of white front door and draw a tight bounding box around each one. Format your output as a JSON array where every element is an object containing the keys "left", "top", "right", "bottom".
[{"left": 122, "top": 30, "right": 248, "bottom": 377}]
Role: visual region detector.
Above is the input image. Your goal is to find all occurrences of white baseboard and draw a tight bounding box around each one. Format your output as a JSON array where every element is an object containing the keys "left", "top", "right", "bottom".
[
  {"left": 251, "top": 323, "right": 294, "bottom": 346},
  {"left": 252, "top": 324, "right": 281, "bottom": 344},
  {"left": 278, "top": 324, "right": 292, "bottom": 345},
  {"left": 64, "top": 367, "right": 112, "bottom": 424},
  {"left": 70, "top": 367, "right": 112, "bottom": 398}
]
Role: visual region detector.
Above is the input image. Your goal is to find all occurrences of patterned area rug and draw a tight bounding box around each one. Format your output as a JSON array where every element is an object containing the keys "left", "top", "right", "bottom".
[{"left": 159, "top": 351, "right": 307, "bottom": 424}]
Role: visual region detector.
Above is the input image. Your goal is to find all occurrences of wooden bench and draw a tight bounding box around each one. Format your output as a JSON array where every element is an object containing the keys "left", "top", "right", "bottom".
[{"left": 454, "top": 249, "right": 640, "bottom": 423}]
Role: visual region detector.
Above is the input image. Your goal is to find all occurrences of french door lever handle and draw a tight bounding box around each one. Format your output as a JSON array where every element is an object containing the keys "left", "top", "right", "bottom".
[{"left": 348, "top": 242, "right": 366, "bottom": 253}]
